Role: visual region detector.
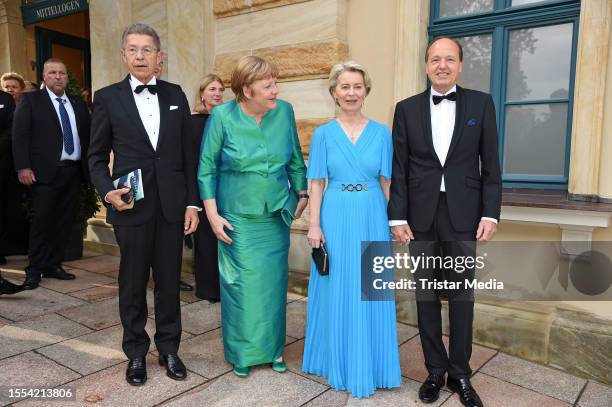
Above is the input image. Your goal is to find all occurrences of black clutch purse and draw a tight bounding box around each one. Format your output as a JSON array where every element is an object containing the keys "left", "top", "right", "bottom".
[{"left": 311, "top": 244, "right": 329, "bottom": 276}]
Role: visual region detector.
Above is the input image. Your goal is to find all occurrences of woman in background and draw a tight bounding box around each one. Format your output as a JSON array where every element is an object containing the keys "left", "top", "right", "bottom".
[
  {"left": 302, "top": 61, "right": 401, "bottom": 398},
  {"left": 1, "top": 72, "right": 25, "bottom": 103},
  {"left": 191, "top": 74, "right": 225, "bottom": 302}
]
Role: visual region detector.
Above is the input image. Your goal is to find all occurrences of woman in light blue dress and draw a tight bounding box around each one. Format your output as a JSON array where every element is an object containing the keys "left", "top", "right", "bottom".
[{"left": 302, "top": 61, "right": 401, "bottom": 398}]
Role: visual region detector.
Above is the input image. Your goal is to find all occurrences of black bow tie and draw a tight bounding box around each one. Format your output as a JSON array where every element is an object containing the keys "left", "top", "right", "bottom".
[
  {"left": 134, "top": 84, "right": 158, "bottom": 95},
  {"left": 432, "top": 92, "right": 456, "bottom": 105}
]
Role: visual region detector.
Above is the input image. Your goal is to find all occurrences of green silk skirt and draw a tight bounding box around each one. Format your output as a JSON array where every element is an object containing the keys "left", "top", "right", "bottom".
[{"left": 218, "top": 211, "right": 289, "bottom": 367}]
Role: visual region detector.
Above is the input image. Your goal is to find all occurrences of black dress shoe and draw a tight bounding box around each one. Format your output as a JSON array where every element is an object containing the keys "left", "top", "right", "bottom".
[
  {"left": 0, "top": 277, "right": 23, "bottom": 295},
  {"left": 447, "top": 377, "right": 483, "bottom": 407},
  {"left": 159, "top": 354, "right": 187, "bottom": 380},
  {"left": 0, "top": 256, "right": 6, "bottom": 265},
  {"left": 179, "top": 280, "right": 193, "bottom": 291},
  {"left": 22, "top": 268, "right": 42, "bottom": 290},
  {"left": 126, "top": 357, "right": 147, "bottom": 386},
  {"left": 43, "top": 267, "right": 76, "bottom": 280},
  {"left": 419, "top": 373, "right": 445, "bottom": 403}
]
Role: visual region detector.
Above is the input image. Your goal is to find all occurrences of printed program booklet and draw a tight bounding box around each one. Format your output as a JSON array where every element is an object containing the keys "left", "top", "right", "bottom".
[{"left": 113, "top": 169, "right": 144, "bottom": 201}]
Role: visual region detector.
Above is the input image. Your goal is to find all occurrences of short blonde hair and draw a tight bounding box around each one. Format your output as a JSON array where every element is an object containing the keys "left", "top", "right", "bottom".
[
  {"left": 231, "top": 56, "right": 278, "bottom": 102},
  {"left": 328, "top": 61, "right": 372, "bottom": 104},
  {"left": 1, "top": 72, "right": 26, "bottom": 90},
  {"left": 194, "top": 73, "right": 224, "bottom": 114}
]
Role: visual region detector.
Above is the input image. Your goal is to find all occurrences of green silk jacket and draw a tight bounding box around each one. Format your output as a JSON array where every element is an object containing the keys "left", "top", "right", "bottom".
[{"left": 197, "top": 99, "right": 307, "bottom": 215}]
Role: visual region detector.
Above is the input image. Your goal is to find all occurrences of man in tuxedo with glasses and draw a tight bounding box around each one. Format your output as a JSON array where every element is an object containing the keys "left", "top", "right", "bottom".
[{"left": 89, "top": 23, "right": 199, "bottom": 386}]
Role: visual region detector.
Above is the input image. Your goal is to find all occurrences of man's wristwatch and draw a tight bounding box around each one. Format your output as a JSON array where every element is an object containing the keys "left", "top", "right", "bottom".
[{"left": 297, "top": 192, "right": 309, "bottom": 200}]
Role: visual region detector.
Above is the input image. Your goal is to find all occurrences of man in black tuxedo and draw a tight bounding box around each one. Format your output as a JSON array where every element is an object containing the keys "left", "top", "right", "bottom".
[
  {"left": 0, "top": 89, "right": 16, "bottom": 266},
  {"left": 1, "top": 87, "right": 29, "bottom": 267},
  {"left": 0, "top": 89, "right": 23, "bottom": 295},
  {"left": 12, "top": 59, "right": 90, "bottom": 289},
  {"left": 88, "top": 23, "right": 199, "bottom": 386},
  {"left": 389, "top": 37, "right": 501, "bottom": 407}
]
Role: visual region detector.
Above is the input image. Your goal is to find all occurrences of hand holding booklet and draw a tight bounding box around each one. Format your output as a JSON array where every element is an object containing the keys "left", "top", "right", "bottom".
[{"left": 113, "top": 169, "right": 144, "bottom": 204}]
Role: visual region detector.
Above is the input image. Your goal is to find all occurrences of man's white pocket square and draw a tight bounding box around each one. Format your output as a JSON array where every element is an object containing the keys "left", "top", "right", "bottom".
[
  {"left": 170, "top": 105, "right": 178, "bottom": 110},
  {"left": 0, "top": 104, "right": 4, "bottom": 109}
]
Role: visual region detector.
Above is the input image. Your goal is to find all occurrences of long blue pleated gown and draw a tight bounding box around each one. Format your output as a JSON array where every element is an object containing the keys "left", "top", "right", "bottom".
[{"left": 302, "top": 119, "right": 402, "bottom": 398}]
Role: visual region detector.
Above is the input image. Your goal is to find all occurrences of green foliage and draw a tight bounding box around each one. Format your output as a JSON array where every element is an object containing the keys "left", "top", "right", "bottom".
[
  {"left": 23, "top": 182, "right": 100, "bottom": 224},
  {"left": 66, "top": 68, "right": 100, "bottom": 223},
  {"left": 66, "top": 68, "right": 83, "bottom": 99},
  {"left": 76, "top": 182, "right": 101, "bottom": 224}
]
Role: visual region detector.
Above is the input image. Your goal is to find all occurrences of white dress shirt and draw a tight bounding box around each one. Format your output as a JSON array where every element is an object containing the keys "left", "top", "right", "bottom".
[
  {"left": 389, "top": 85, "right": 497, "bottom": 227},
  {"left": 47, "top": 87, "right": 81, "bottom": 161},
  {"left": 104, "top": 75, "right": 200, "bottom": 211},
  {"left": 430, "top": 85, "right": 456, "bottom": 192},
  {"left": 130, "top": 75, "right": 160, "bottom": 150}
]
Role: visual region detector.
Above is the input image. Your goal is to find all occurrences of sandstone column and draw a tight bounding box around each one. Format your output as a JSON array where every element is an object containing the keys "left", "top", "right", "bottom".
[
  {"left": 89, "top": 0, "right": 132, "bottom": 92},
  {"left": 568, "top": 0, "right": 611, "bottom": 198},
  {"left": 0, "top": 0, "right": 28, "bottom": 75}
]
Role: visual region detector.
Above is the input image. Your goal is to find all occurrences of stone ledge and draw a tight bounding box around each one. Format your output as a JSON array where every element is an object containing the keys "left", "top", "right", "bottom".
[
  {"left": 83, "top": 240, "right": 120, "bottom": 257},
  {"left": 501, "top": 206, "right": 611, "bottom": 228},
  {"left": 223, "top": 79, "right": 336, "bottom": 121},
  {"left": 503, "top": 189, "right": 612, "bottom": 212},
  {"left": 549, "top": 309, "right": 612, "bottom": 385},
  {"left": 213, "top": 0, "right": 310, "bottom": 18},
  {"left": 213, "top": 39, "right": 349, "bottom": 84}
]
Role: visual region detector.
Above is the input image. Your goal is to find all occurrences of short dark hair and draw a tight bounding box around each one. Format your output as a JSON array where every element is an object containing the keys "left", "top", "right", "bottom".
[
  {"left": 425, "top": 36, "right": 463, "bottom": 62},
  {"left": 121, "top": 23, "right": 161, "bottom": 50}
]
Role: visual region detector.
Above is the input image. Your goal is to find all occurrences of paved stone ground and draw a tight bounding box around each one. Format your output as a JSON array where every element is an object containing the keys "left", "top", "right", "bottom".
[{"left": 1, "top": 253, "right": 611, "bottom": 407}]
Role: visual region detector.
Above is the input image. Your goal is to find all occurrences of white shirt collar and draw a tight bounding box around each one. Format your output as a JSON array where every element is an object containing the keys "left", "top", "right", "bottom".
[
  {"left": 46, "top": 87, "right": 67, "bottom": 101},
  {"left": 431, "top": 84, "right": 457, "bottom": 97},
  {"left": 129, "top": 74, "right": 157, "bottom": 92}
]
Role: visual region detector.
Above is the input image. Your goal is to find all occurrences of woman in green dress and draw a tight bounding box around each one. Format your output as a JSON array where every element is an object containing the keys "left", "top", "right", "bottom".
[{"left": 198, "top": 56, "right": 308, "bottom": 377}]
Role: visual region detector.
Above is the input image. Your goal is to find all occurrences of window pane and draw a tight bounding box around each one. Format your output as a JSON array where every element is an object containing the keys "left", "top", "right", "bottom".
[
  {"left": 439, "top": 0, "right": 493, "bottom": 17},
  {"left": 455, "top": 34, "right": 492, "bottom": 93},
  {"left": 512, "top": 0, "right": 547, "bottom": 6},
  {"left": 507, "top": 23, "right": 572, "bottom": 101},
  {"left": 503, "top": 103, "right": 568, "bottom": 177}
]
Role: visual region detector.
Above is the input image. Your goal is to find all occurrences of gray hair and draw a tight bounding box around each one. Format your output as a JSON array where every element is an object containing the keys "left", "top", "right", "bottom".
[
  {"left": 42, "top": 58, "right": 66, "bottom": 74},
  {"left": 328, "top": 60, "right": 372, "bottom": 103},
  {"left": 121, "top": 23, "right": 161, "bottom": 50}
]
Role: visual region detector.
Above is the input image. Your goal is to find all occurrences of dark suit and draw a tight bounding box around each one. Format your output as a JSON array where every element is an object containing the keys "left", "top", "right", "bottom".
[
  {"left": 0, "top": 90, "right": 25, "bottom": 257},
  {"left": 0, "top": 90, "right": 16, "bottom": 174},
  {"left": 389, "top": 85, "right": 501, "bottom": 379},
  {"left": 190, "top": 113, "right": 220, "bottom": 302},
  {"left": 12, "top": 89, "right": 90, "bottom": 273},
  {"left": 89, "top": 76, "right": 198, "bottom": 358}
]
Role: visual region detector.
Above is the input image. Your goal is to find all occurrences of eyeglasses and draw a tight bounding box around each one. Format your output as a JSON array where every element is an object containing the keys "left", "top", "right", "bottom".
[{"left": 124, "top": 46, "right": 157, "bottom": 56}]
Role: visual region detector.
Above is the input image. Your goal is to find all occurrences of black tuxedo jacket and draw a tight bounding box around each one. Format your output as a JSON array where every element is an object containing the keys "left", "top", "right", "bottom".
[
  {"left": 12, "top": 89, "right": 90, "bottom": 183},
  {"left": 88, "top": 76, "right": 199, "bottom": 226},
  {"left": 0, "top": 90, "right": 16, "bottom": 174},
  {"left": 388, "top": 85, "right": 502, "bottom": 232}
]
